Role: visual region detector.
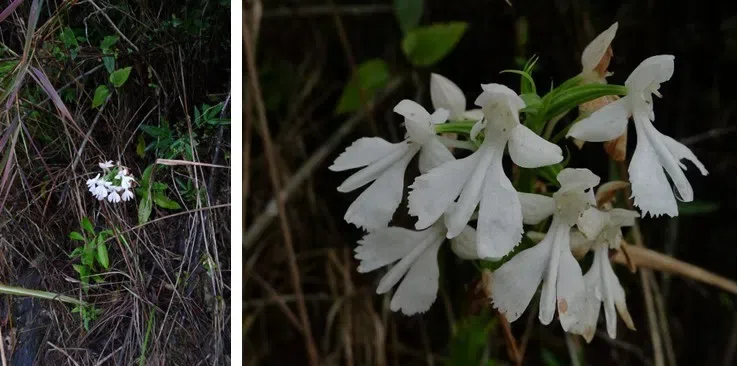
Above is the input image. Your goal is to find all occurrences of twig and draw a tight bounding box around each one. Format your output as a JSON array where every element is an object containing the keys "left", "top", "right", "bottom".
[
  {"left": 631, "top": 222, "right": 665, "bottom": 366},
  {"left": 648, "top": 275, "right": 677, "bottom": 366},
  {"left": 496, "top": 311, "right": 522, "bottom": 364},
  {"left": 243, "top": 77, "right": 403, "bottom": 249},
  {"left": 86, "top": 0, "right": 140, "bottom": 52},
  {"left": 614, "top": 242, "right": 736, "bottom": 294},
  {"left": 155, "top": 158, "right": 229, "bottom": 169},
  {"left": 263, "top": 4, "right": 393, "bottom": 18},
  {"left": 680, "top": 126, "right": 736, "bottom": 146},
  {"left": 244, "top": 18, "right": 319, "bottom": 366}
]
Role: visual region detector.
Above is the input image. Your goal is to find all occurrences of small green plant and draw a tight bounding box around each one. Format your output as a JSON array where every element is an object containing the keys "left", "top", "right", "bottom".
[
  {"left": 69, "top": 217, "right": 111, "bottom": 292},
  {"left": 136, "top": 164, "right": 182, "bottom": 225},
  {"left": 139, "top": 102, "right": 228, "bottom": 160},
  {"left": 71, "top": 303, "right": 103, "bottom": 332}
]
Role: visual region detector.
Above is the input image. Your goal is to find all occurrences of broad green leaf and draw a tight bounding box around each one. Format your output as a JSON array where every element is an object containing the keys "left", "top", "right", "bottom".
[
  {"left": 678, "top": 201, "right": 720, "bottom": 215},
  {"left": 334, "top": 59, "right": 390, "bottom": 115},
  {"left": 153, "top": 191, "right": 181, "bottom": 210},
  {"left": 109, "top": 67, "right": 132, "bottom": 88},
  {"left": 401, "top": 22, "right": 468, "bottom": 66},
  {"left": 103, "top": 56, "right": 115, "bottom": 74},
  {"left": 92, "top": 85, "right": 110, "bottom": 109},
  {"left": 69, "top": 231, "right": 85, "bottom": 241},
  {"left": 96, "top": 241, "right": 110, "bottom": 269},
  {"left": 394, "top": 0, "right": 424, "bottom": 34},
  {"left": 100, "top": 35, "right": 119, "bottom": 51},
  {"left": 81, "top": 217, "right": 94, "bottom": 234},
  {"left": 136, "top": 134, "right": 146, "bottom": 158}
]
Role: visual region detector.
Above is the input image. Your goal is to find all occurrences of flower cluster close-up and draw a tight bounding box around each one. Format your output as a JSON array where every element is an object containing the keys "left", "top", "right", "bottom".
[{"left": 332, "top": 22, "right": 708, "bottom": 341}]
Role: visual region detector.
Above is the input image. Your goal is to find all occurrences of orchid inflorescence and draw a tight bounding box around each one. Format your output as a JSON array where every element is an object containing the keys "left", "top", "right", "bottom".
[
  {"left": 86, "top": 160, "right": 137, "bottom": 203},
  {"left": 331, "top": 23, "right": 708, "bottom": 341}
]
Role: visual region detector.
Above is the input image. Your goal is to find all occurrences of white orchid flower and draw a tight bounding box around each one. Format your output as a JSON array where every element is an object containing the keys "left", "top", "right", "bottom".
[
  {"left": 486, "top": 168, "right": 599, "bottom": 333},
  {"left": 567, "top": 55, "right": 708, "bottom": 217},
  {"left": 408, "top": 83, "right": 563, "bottom": 259},
  {"left": 330, "top": 100, "right": 453, "bottom": 230},
  {"left": 356, "top": 220, "right": 477, "bottom": 315},
  {"left": 580, "top": 22, "right": 618, "bottom": 83},
  {"left": 99, "top": 160, "right": 114, "bottom": 170},
  {"left": 92, "top": 185, "right": 108, "bottom": 200},
  {"left": 107, "top": 190, "right": 122, "bottom": 203},
  {"left": 430, "top": 73, "right": 484, "bottom": 122},
  {"left": 355, "top": 222, "right": 445, "bottom": 315},
  {"left": 121, "top": 189, "right": 135, "bottom": 201},
  {"left": 573, "top": 206, "right": 638, "bottom": 342},
  {"left": 86, "top": 174, "right": 101, "bottom": 189}
]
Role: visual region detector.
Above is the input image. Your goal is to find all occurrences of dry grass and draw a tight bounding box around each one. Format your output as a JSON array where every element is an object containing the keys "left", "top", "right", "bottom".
[{"left": 0, "top": 1, "right": 230, "bottom": 364}]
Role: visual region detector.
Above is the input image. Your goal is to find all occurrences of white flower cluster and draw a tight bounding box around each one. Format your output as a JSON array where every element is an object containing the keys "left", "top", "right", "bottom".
[
  {"left": 86, "top": 160, "right": 136, "bottom": 203},
  {"left": 331, "top": 22, "right": 707, "bottom": 341}
]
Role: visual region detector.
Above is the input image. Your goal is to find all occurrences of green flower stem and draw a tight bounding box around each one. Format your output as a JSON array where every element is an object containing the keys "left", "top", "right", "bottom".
[
  {"left": 435, "top": 121, "right": 476, "bottom": 135},
  {"left": 0, "top": 283, "right": 87, "bottom": 306}
]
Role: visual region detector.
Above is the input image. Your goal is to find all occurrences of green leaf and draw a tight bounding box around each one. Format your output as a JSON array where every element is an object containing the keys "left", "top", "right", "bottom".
[
  {"left": 137, "top": 165, "right": 156, "bottom": 224},
  {"left": 138, "top": 193, "right": 153, "bottom": 225},
  {"left": 103, "top": 56, "right": 115, "bottom": 74},
  {"left": 81, "top": 217, "right": 94, "bottom": 234},
  {"left": 334, "top": 59, "right": 390, "bottom": 115},
  {"left": 69, "top": 247, "right": 83, "bottom": 258},
  {"left": 96, "top": 240, "right": 110, "bottom": 269},
  {"left": 109, "top": 67, "right": 132, "bottom": 88},
  {"left": 394, "top": 0, "right": 424, "bottom": 34},
  {"left": 678, "top": 201, "right": 720, "bottom": 215},
  {"left": 69, "top": 231, "right": 86, "bottom": 241},
  {"left": 100, "top": 35, "right": 119, "bottom": 51},
  {"left": 501, "top": 69, "right": 536, "bottom": 95},
  {"left": 92, "top": 85, "right": 110, "bottom": 109},
  {"left": 136, "top": 135, "right": 146, "bottom": 158},
  {"left": 445, "top": 311, "right": 496, "bottom": 366},
  {"left": 401, "top": 22, "right": 468, "bottom": 66},
  {"left": 60, "top": 27, "right": 78, "bottom": 49},
  {"left": 72, "top": 264, "right": 88, "bottom": 277},
  {"left": 153, "top": 191, "right": 181, "bottom": 210}
]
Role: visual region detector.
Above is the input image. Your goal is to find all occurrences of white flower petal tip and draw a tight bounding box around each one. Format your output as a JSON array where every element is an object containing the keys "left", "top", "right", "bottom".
[
  {"left": 566, "top": 99, "right": 629, "bottom": 142},
  {"left": 581, "top": 22, "right": 618, "bottom": 73},
  {"left": 99, "top": 160, "right": 114, "bottom": 169},
  {"left": 430, "top": 108, "right": 451, "bottom": 125},
  {"left": 329, "top": 137, "right": 398, "bottom": 172},
  {"left": 430, "top": 73, "right": 466, "bottom": 119},
  {"left": 626, "top": 55, "right": 675, "bottom": 92},
  {"left": 121, "top": 189, "right": 134, "bottom": 201},
  {"left": 107, "top": 191, "right": 121, "bottom": 203},
  {"left": 509, "top": 125, "right": 563, "bottom": 168}
]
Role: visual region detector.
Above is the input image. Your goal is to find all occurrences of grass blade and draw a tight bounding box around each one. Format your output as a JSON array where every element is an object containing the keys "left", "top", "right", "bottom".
[
  {"left": 30, "top": 66, "right": 74, "bottom": 122},
  {"left": 0, "top": 0, "right": 24, "bottom": 24}
]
